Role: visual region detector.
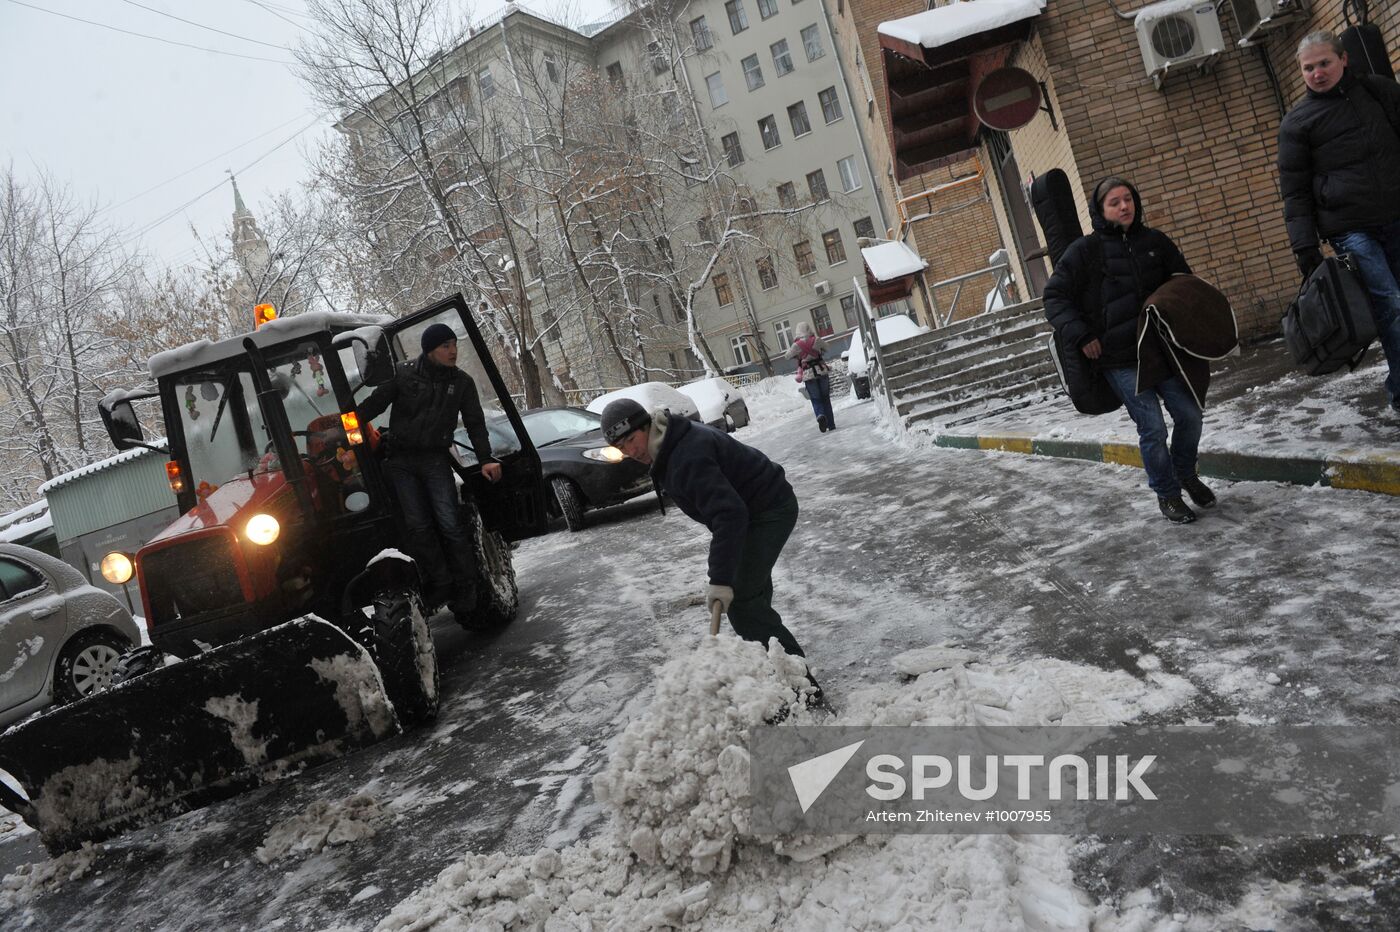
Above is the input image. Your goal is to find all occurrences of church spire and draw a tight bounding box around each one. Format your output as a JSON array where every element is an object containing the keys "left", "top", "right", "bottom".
[{"left": 229, "top": 171, "right": 251, "bottom": 221}]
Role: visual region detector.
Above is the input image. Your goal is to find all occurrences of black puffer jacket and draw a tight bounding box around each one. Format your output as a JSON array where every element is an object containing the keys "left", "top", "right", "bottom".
[
  {"left": 1042, "top": 181, "right": 1190, "bottom": 369},
  {"left": 358, "top": 355, "right": 494, "bottom": 459},
  {"left": 1278, "top": 69, "right": 1400, "bottom": 252},
  {"left": 650, "top": 416, "right": 792, "bottom": 587}
]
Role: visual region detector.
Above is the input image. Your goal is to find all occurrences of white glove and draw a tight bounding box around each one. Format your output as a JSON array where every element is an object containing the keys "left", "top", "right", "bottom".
[{"left": 707, "top": 584, "right": 734, "bottom": 615}]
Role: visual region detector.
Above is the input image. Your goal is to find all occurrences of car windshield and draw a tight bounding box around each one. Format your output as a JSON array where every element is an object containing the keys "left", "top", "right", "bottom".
[
  {"left": 520, "top": 408, "right": 601, "bottom": 447},
  {"left": 452, "top": 416, "right": 521, "bottom": 466}
]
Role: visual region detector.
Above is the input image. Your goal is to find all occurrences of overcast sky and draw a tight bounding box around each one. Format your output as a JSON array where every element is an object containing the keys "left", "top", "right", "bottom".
[{"left": 0, "top": 0, "right": 615, "bottom": 272}]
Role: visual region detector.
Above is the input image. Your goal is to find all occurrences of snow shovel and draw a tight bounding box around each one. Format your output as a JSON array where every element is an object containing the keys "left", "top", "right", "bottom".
[
  {"left": 710, "top": 602, "right": 723, "bottom": 636},
  {"left": 0, "top": 617, "right": 399, "bottom": 855}
]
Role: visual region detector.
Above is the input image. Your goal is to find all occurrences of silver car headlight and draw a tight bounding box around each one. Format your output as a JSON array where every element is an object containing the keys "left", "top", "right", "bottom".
[{"left": 583, "top": 446, "right": 625, "bottom": 464}]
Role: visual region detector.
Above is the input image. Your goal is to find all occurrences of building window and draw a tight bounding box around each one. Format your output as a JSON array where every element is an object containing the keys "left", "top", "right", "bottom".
[
  {"left": 777, "top": 181, "right": 797, "bottom": 208},
  {"left": 670, "top": 292, "right": 684, "bottom": 323},
  {"left": 853, "top": 216, "right": 876, "bottom": 240},
  {"left": 758, "top": 0, "right": 779, "bottom": 18},
  {"left": 818, "top": 86, "right": 842, "bottom": 123},
  {"left": 741, "top": 54, "right": 765, "bottom": 91},
  {"left": 837, "top": 155, "right": 861, "bottom": 192},
  {"left": 757, "top": 256, "right": 778, "bottom": 289},
  {"left": 477, "top": 67, "right": 495, "bottom": 100},
  {"left": 806, "top": 168, "right": 828, "bottom": 201},
  {"left": 725, "top": 0, "right": 749, "bottom": 34},
  {"left": 705, "top": 72, "right": 728, "bottom": 108},
  {"left": 714, "top": 272, "right": 734, "bottom": 306},
  {"left": 648, "top": 42, "right": 668, "bottom": 74},
  {"left": 525, "top": 246, "right": 543, "bottom": 281},
  {"left": 770, "top": 39, "right": 794, "bottom": 76},
  {"left": 606, "top": 62, "right": 623, "bottom": 86},
  {"left": 822, "top": 229, "right": 846, "bottom": 264},
  {"left": 774, "top": 319, "right": 794, "bottom": 351},
  {"left": 794, "top": 240, "right": 816, "bottom": 275},
  {"left": 544, "top": 53, "right": 559, "bottom": 83},
  {"left": 697, "top": 215, "right": 713, "bottom": 243},
  {"left": 542, "top": 306, "right": 561, "bottom": 342},
  {"left": 758, "top": 115, "right": 781, "bottom": 150},
  {"left": 716, "top": 132, "right": 743, "bottom": 168},
  {"left": 690, "top": 16, "right": 713, "bottom": 51},
  {"left": 801, "top": 24, "right": 824, "bottom": 61},
  {"left": 812, "top": 303, "right": 833, "bottom": 336},
  {"left": 652, "top": 294, "right": 665, "bottom": 322},
  {"left": 787, "top": 100, "right": 811, "bottom": 137},
  {"left": 840, "top": 293, "right": 857, "bottom": 328},
  {"left": 731, "top": 335, "right": 752, "bottom": 366},
  {"left": 680, "top": 152, "right": 700, "bottom": 186}
]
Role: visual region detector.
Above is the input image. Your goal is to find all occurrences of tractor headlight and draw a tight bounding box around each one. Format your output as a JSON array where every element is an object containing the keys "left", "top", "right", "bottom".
[
  {"left": 583, "top": 446, "right": 625, "bottom": 464},
  {"left": 100, "top": 551, "right": 135, "bottom": 585},
  {"left": 245, "top": 513, "right": 281, "bottom": 546}
]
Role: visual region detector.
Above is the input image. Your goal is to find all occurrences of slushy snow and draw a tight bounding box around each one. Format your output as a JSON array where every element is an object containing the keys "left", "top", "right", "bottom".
[{"left": 255, "top": 793, "right": 388, "bottom": 864}]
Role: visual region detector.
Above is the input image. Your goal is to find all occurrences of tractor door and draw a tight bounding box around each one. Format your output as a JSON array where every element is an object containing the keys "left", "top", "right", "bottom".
[{"left": 379, "top": 294, "right": 549, "bottom": 541}]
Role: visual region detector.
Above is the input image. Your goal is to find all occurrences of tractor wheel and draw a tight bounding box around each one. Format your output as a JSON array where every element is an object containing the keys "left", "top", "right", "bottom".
[
  {"left": 112, "top": 645, "right": 171, "bottom": 686},
  {"left": 371, "top": 588, "right": 439, "bottom": 727},
  {"left": 550, "top": 477, "right": 586, "bottom": 532},
  {"left": 465, "top": 502, "right": 519, "bottom": 631},
  {"left": 54, "top": 630, "right": 130, "bottom": 704}
]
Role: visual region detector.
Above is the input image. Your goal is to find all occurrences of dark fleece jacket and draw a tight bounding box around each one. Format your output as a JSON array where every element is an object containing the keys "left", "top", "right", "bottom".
[
  {"left": 650, "top": 416, "right": 792, "bottom": 586},
  {"left": 357, "top": 355, "right": 494, "bottom": 460},
  {"left": 1278, "top": 69, "right": 1400, "bottom": 253},
  {"left": 1042, "top": 181, "right": 1191, "bottom": 369}
]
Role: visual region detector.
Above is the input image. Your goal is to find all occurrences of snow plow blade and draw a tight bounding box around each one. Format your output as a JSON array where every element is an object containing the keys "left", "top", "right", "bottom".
[{"left": 0, "top": 617, "right": 399, "bottom": 855}]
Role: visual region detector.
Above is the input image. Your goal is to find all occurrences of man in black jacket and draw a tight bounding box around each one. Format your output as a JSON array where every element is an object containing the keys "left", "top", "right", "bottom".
[
  {"left": 358, "top": 323, "right": 502, "bottom": 618},
  {"left": 601, "top": 398, "right": 808, "bottom": 660},
  {"left": 1278, "top": 30, "right": 1400, "bottom": 411}
]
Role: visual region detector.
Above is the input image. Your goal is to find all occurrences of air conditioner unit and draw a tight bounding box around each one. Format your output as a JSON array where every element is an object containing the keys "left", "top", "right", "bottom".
[
  {"left": 814, "top": 280, "right": 832, "bottom": 296},
  {"left": 1227, "top": 0, "right": 1307, "bottom": 48},
  {"left": 1135, "top": 0, "right": 1226, "bottom": 90}
]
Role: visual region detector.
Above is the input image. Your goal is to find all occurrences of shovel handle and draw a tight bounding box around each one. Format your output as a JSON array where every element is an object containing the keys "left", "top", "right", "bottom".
[{"left": 710, "top": 602, "right": 723, "bottom": 636}]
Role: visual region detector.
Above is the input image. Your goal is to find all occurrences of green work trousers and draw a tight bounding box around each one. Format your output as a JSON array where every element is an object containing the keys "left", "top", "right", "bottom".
[{"left": 727, "top": 489, "right": 804, "bottom": 657}]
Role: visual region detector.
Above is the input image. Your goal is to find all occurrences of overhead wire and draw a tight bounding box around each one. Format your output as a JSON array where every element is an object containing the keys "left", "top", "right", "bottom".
[
  {"left": 242, "top": 0, "right": 314, "bottom": 28},
  {"left": 4, "top": 0, "right": 297, "bottom": 64},
  {"left": 115, "top": 0, "right": 292, "bottom": 50}
]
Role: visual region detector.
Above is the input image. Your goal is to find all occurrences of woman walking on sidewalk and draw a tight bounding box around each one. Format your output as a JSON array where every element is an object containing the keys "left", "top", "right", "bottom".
[
  {"left": 1043, "top": 177, "right": 1216, "bottom": 524},
  {"left": 788, "top": 322, "right": 836, "bottom": 432}
]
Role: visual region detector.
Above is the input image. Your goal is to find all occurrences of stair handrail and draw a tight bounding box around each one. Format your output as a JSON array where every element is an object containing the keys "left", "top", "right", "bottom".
[
  {"left": 850, "top": 276, "right": 896, "bottom": 410},
  {"left": 928, "top": 261, "right": 1012, "bottom": 328}
]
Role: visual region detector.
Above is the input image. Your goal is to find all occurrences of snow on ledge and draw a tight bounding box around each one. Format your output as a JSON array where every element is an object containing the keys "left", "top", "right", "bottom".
[
  {"left": 39, "top": 438, "right": 169, "bottom": 495},
  {"left": 878, "top": 0, "right": 1046, "bottom": 48},
  {"left": 861, "top": 240, "right": 928, "bottom": 282},
  {"left": 1133, "top": 0, "right": 1211, "bottom": 25}
]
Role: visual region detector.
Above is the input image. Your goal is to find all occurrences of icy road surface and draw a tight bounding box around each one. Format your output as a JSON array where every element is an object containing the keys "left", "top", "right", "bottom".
[{"left": 3, "top": 385, "right": 1400, "bottom": 930}]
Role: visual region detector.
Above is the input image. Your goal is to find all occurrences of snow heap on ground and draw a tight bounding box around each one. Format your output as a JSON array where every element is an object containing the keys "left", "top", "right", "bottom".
[
  {"left": 255, "top": 793, "right": 389, "bottom": 864},
  {"left": 734, "top": 376, "right": 811, "bottom": 427},
  {"left": 0, "top": 842, "right": 103, "bottom": 909},
  {"left": 376, "top": 636, "right": 1196, "bottom": 931}
]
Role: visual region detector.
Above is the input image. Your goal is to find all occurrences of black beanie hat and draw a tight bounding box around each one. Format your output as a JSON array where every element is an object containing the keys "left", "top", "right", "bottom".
[
  {"left": 601, "top": 398, "right": 651, "bottom": 445},
  {"left": 421, "top": 322, "right": 457, "bottom": 354}
]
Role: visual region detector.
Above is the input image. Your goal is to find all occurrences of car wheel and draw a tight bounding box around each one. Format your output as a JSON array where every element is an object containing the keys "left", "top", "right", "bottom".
[
  {"left": 550, "top": 477, "right": 587, "bottom": 532},
  {"left": 54, "top": 630, "right": 130, "bottom": 704}
]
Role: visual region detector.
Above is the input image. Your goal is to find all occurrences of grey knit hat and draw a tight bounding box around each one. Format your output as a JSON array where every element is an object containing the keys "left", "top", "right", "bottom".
[{"left": 600, "top": 398, "right": 651, "bottom": 445}]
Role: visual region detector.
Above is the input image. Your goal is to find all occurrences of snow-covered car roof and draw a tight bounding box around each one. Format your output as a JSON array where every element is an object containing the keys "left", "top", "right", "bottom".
[
  {"left": 846, "top": 315, "right": 930, "bottom": 377},
  {"left": 148, "top": 312, "right": 394, "bottom": 380},
  {"left": 585, "top": 383, "right": 700, "bottom": 420},
  {"left": 676, "top": 377, "right": 741, "bottom": 423}
]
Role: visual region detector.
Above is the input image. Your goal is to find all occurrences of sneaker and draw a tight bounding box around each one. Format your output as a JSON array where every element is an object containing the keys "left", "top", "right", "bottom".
[
  {"left": 1180, "top": 475, "right": 1216, "bottom": 509},
  {"left": 817, "top": 414, "right": 829, "bottom": 432},
  {"left": 1158, "top": 496, "right": 1197, "bottom": 524}
]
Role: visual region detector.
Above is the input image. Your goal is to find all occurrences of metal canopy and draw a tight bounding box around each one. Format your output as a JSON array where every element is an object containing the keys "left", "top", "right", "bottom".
[{"left": 880, "top": 18, "right": 1038, "bottom": 180}]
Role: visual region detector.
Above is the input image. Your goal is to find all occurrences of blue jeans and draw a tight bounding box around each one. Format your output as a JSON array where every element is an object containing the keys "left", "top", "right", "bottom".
[
  {"left": 805, "top": 374, "right": 835, "bottom": 428},
  {"left": 383, "top": 449, "right": 473, "bottom": 597},
  {"left": 1102, "top": 368, "right": 1203, "bottom": 499},
  {"left": 1329, "top": 220, "right": 1400, "bottom": 405}
]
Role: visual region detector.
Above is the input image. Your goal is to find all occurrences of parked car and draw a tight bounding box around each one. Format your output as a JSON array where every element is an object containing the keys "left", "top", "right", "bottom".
[
  {"left": 843, "top": 314, "right": 930, "bottom": 399},
  {"left": 678, "top": 377, "right": 749, "bottom": 432},
  {"left": 456, "top": 407, "right": 653, "bottom": 532},
  {"left": 0, "top": 542, "right": 143, "bottom": 729},
  {"left": 585, "top": 382, "right": 701, "bottom": 422}
]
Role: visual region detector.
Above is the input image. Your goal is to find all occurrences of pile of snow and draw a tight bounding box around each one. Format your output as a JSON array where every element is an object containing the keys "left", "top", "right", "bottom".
[
  {"left": 256, "top": 793, "right": 389, "bottom": 864},
  {"left": 0, "top": 842, "right": 103, "bottom": 909},
  {"left": 733, "top": 375, "right": 811, "bottom": 426},
  {"left": 375, "top": 638, "right": 1195, "bottom": 930}
]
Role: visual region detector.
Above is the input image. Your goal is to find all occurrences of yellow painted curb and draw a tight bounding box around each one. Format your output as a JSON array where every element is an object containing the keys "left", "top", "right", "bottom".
[
  {"left": 1102, "top": 442, "right": 1144, "bottom": 468},
  {"left": 978, "top": 434, "right": 1034, "bottom": 455},
  {"left": 1327, "top": 453, "right": 1400, "bottom": 496}
]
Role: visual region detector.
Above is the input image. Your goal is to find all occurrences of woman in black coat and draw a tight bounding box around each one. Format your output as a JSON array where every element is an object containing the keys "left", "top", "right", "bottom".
[{"left": 1042, "top": 177, "right": 1215, "bottom": 524}]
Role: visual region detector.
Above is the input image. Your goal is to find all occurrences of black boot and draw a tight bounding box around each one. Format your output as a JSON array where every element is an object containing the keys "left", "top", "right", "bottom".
[
  {"left": 817, "top": 414, "right": 828, "bottom": 432},
  {"left": 1180, "top": 475, "right": 1216, "bottom": 509},
  {"left": 1158, "top": 496, "right": 1197, "bottom": 524}
]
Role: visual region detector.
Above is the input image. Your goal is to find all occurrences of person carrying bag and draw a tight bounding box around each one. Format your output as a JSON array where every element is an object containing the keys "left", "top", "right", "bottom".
[{"left": 787, "top": 322, "right": 835, "bottom": 432}]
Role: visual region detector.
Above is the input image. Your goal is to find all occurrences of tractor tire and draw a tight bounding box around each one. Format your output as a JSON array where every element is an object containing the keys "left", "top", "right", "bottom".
[
  {"left": 371, "top": 588, "right": 439, "bottom": 727},
  {"left": 466, "top": 502, "right": 519, "bottom": 631},
  {"left": 54, "top": 630, "right": 130, "bottom": 704},
  {"left": 551, "top": 477, "right": 586, "bottom": 532},
  {"left": 112, "top": 645, "right": 171, "bottom": 686}
]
